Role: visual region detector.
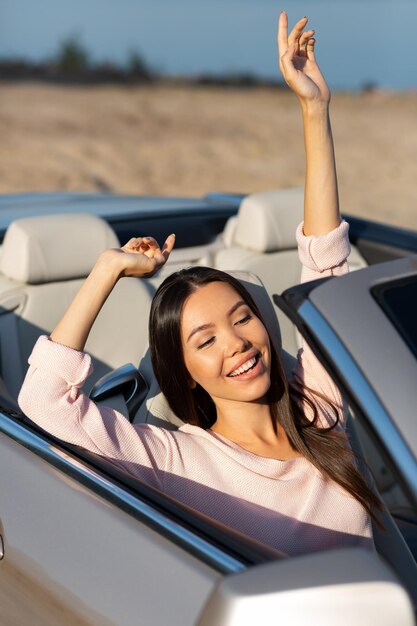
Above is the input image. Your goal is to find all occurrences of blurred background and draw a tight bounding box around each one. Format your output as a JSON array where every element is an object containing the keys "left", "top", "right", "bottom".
[{"left": 1, "top": 0, "right": 416, "bottom": 227}]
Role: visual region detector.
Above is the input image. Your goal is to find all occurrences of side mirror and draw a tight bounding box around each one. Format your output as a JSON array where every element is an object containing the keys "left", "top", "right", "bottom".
[
  {"left": 89, "top": 364, "right": 148, "bottom": 422},
  {"left": 197, "top": 548, "right": 415, "bottom": 626}
]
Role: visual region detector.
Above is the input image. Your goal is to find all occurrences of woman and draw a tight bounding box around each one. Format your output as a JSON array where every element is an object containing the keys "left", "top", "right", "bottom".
[{"left": 18, "top": 13, "right": 384, "bottom": 557}]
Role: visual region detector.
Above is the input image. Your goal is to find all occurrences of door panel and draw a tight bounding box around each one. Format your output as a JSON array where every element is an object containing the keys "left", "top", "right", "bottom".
[{"left": 0, "top": 431, "right": 220, "bottom": 625}]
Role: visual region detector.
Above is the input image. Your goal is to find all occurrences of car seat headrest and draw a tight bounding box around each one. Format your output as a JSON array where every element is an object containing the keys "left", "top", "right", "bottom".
[
  {"left": 228, "top": 270, "right": 282, "bottom": 353},
  {"left": 0, "top": 213, "right": 120, "bottom": 284},
  {"left": 233, "top": 188, "right": 304, "bottom": 253}
]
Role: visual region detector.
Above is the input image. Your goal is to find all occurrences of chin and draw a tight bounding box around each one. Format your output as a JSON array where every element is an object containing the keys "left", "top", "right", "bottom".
[{"left": 236, "top": 374, "right": 271, "bottom": 403}]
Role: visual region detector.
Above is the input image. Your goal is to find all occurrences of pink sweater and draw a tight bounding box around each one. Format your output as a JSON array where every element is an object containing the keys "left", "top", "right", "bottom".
[{"left": 18, "top": 221, "right": 375, "bottom": 557}]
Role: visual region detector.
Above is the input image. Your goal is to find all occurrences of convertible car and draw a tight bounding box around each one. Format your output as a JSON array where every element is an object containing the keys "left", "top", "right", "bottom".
[{"left": 0, "top": 188, "right": 416, "bottom": 625}]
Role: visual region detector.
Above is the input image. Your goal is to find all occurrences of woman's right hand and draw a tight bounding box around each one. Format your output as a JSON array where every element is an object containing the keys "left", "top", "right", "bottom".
[
  {"left": 103, "top": 234, "right": 176, "bottom": 279},
  {"left": 50, "top": 233, "right": 175, "bottom": 352}
]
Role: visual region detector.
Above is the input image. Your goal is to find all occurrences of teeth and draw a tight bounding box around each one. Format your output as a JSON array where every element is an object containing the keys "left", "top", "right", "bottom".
[{"left": 229, "top": 356, "right": 257, "bottom": 377}]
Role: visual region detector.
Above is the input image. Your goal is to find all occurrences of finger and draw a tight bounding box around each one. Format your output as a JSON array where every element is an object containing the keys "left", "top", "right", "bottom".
[
  {"left": 140, "top": 236, "right": 160, "bottom": 249},
  {"left": 123, "top": 236, "right": 161, "bottom": 256},
  {"left": 306, "top": 38, "right": 316, "bottom": 62},
  {"left": 288, "top": 16, "right": 308, "bottom": 47},
  {"left": 136, "top": 236, "right": 159, "bottom": 253},
  {"left": 152, "top": 234, "right": 175, "bottom": 267},
  {"left": 299, "top": 29, "right": 314, "bottom": 56},
  {"left": 280, "top": 42, "right": 298, "bottom": 84},
  {"left": 277, "top": 10, "right": 289, "bottom": 57},
  {"left": 140, "top": 237, "right": 164, "bottom": 260},
  {"left": 122, "top": 237, "right": 145, "bottom": 251},
  {"left": 125, "top": 237, "right": 141, "bottom": 246},
  {"left": 161, "top": 233, "right": 176, "bottom": 262}
]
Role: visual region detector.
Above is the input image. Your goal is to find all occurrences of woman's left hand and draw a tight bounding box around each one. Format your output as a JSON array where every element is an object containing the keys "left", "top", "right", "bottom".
[{"left": 278, "top": 12, "right": 330, "bottom": 107}]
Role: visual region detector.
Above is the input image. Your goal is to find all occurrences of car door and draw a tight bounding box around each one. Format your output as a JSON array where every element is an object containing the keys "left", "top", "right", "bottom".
[
  {"left": 0, "top": 409, "right": 229, "bottom": 625},
  {"left": 2, "top": 409, "right": 414, "bottom": 626}
]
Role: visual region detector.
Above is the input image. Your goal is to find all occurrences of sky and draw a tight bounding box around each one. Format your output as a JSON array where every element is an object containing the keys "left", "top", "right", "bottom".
[{"left": 1, "top": 0, "right": 417, "bottom": 90}]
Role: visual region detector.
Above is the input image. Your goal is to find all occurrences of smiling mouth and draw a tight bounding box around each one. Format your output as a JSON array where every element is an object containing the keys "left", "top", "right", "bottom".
[{"left": 227, "top": 353, "right": 260, "bottom": 377}]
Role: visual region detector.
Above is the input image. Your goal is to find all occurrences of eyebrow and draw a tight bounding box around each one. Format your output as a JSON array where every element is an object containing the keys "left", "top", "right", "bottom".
[{"left": 186, "top": 300, "right": 247, "bottom": 342}]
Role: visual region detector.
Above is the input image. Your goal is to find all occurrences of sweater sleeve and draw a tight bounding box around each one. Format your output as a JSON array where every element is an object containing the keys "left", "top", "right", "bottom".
[
  {"left": 291, "top": 220, "right": 351, "bottom": 430},
  {"left": 18, "top": 335, "right": 169, "bottom": 489}
]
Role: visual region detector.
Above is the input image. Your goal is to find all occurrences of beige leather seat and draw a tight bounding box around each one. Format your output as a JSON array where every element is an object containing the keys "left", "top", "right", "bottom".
[
  {"left": 0, "top": 213, "right": 155, "bottom": 398},
  {"left": 214, "top": 189, "right": 367, "bottom": 356}
]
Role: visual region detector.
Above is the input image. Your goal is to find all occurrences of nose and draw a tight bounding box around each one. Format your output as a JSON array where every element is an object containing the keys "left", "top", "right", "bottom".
[{"left": 224, "top": 327, "right": 251, "bottom": 357}]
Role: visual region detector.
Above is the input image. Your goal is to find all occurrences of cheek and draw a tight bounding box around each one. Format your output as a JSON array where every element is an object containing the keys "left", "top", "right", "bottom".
[
  {"left": 183, "top": 348, "right": 223, "bottom": 386},
  {"left": 254, "top": 321, "right": 271, "bottom": 352}
]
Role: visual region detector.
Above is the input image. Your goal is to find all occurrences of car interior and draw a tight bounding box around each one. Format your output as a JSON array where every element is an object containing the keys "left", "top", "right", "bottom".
[{"left": 0, "top": 188, "right": 416, "bottom": 606}]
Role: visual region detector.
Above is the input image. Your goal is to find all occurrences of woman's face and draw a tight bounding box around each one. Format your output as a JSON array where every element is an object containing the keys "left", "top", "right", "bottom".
[{"left": 180, "top": 281, "right": 271, "bottom": 407}]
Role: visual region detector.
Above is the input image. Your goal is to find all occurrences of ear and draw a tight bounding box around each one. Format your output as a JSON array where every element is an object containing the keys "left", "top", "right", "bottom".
[{"left": 188, "top": 379, "right": 197, "bottom": 389}]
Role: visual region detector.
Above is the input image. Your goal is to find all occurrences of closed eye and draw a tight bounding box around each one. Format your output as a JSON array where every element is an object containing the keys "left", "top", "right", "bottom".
[
  {"left": 197, "top": 336, "right": 215, "bottom": 350},
  {"left": 235, "top": 314, "right": 252, "bottom": 325},
  {"left": 196, "top": 313, "right": 252, "bottom": 348}
]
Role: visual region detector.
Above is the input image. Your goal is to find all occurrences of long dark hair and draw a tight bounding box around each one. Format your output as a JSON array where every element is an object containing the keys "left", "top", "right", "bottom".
[{"left": 149, "top": 266, "right": 385, "bottom": 529}]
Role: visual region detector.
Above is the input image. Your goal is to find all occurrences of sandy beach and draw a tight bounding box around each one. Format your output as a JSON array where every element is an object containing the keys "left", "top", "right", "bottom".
[{"left": 0, "top": 82, "right": 416, "bottom": 229}]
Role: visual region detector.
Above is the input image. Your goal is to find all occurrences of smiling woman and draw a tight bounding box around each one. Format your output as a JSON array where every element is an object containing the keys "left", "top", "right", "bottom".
[
  {"left": 150, "top": 269, "right": 273, "bottom": 430},
  {"left": 17, "top": 13, "right": 385, "bottom": 557}
]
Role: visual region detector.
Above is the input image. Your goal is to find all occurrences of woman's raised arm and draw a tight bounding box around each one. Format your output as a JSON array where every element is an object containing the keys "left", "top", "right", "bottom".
[
  {"left": 278, "top": 12, "right": 340, "bottom": 236},
  {"left": 278, "top": 13, "right": 350, "bottom": 426},
  {"left": 50, "top": 234, "right": 175, "bottom": 351}
]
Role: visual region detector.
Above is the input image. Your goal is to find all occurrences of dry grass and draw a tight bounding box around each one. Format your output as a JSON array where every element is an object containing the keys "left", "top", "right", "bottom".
[{"left": 0, "top": 82, "right": 416, "bottom": 229}]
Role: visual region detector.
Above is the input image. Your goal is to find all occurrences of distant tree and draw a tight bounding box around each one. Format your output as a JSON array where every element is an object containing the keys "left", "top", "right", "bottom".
[
  {"left": 361, "top": 80, "right": 378, "bottom": 94},
  {"left": 55, "top": 34, "right": 89, "bottom": 72},
  {"left": 126, "top": 49, "right": 153, "bottom": 80}
]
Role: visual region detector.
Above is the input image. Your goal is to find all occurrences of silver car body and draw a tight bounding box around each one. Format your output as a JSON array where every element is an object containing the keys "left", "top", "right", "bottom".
[{"left": 0, "top": 192, "right": 416, "bottom": 625}]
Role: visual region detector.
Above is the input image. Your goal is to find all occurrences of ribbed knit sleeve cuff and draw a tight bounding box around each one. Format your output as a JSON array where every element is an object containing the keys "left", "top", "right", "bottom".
[
  {"left": 296, "top": 220, "right": 351, "bottom": 272},
  {"left": 28, "top": 335, "right": 93, "bottom": 387}
]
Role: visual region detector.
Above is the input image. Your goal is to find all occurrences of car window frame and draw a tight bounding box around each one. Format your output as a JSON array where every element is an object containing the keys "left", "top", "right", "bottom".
[{"left": 273, "top": 283, "right": 417, "bottom": 513}]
